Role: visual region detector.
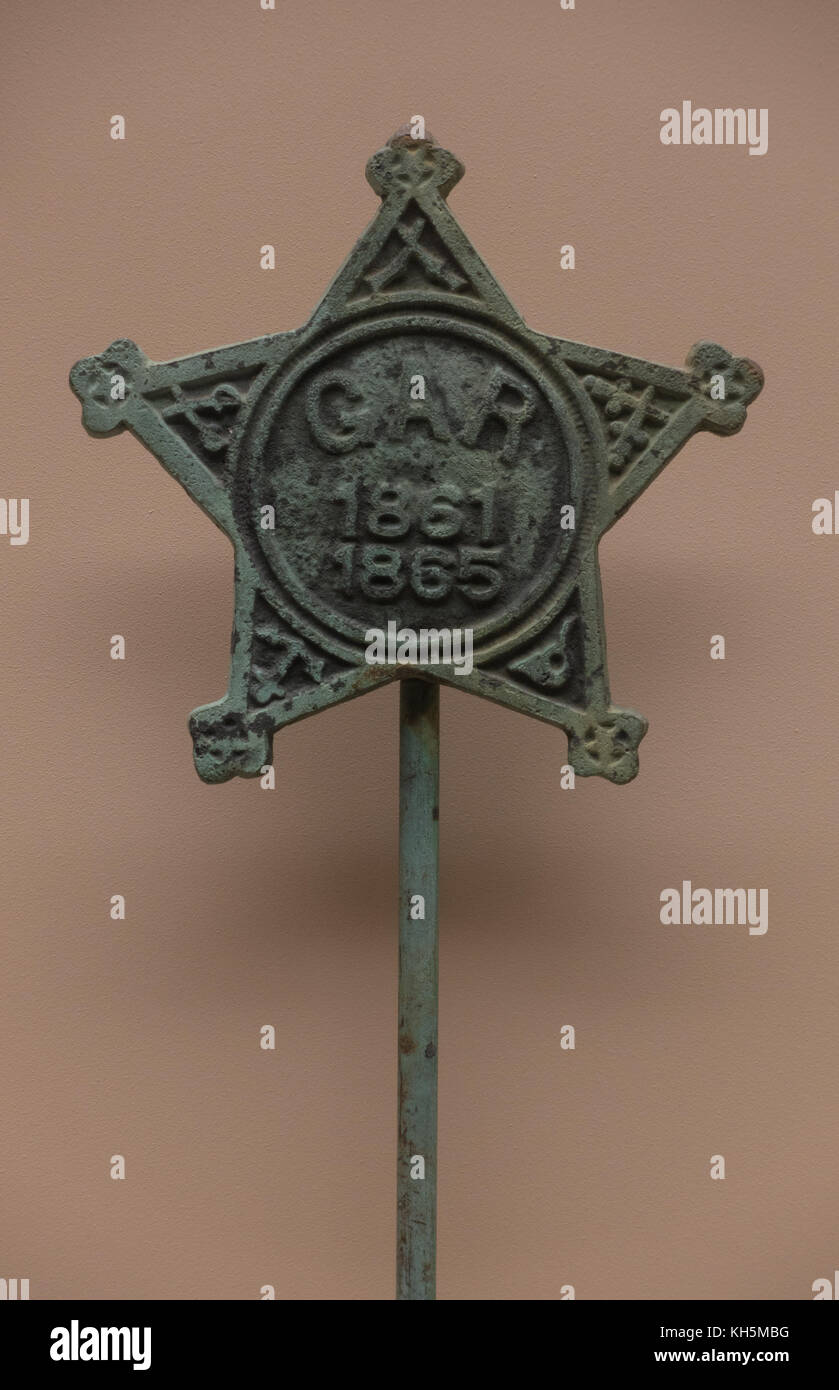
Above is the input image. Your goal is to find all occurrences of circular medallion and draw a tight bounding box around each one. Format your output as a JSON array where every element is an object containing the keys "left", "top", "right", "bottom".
[{"left": 236, "top": 315, "right": 593, "bottom": 652}]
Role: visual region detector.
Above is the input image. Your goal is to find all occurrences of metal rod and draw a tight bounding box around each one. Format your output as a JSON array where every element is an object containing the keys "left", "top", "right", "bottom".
[{"left": 396, "top": 677, "right": 440, "bottom": 1301}]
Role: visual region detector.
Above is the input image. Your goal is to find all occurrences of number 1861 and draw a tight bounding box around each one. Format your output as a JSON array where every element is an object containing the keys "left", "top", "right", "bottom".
[{"left": 327, "top": 479, "right": 505, "bottom": 603}]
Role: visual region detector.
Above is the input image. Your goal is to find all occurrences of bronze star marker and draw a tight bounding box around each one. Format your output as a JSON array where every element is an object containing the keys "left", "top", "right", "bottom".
[{"left": 70, "top": 129, "right": 763, "bottom": 1299}]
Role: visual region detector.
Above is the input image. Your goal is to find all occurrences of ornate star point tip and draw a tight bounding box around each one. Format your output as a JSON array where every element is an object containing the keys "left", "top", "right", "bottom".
[
  {"left": 685, "top": 340, "right": 764, "bottom": 434},
  {"left": 367, "top": 128, "right": 464, "bottom": 200},
  {"left": 70, "top": 134, "right": 763, "bottom": 787}
]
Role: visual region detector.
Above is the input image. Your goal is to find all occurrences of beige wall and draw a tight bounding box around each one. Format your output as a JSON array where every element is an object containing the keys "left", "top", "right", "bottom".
[{"left": 3, "top": 0, "right": 837, "bottom": 1299}]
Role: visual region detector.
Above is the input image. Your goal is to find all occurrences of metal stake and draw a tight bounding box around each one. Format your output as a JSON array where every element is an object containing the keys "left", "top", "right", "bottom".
[{"left": 397, "top": 677, "right": 439, "bottom": 1301}]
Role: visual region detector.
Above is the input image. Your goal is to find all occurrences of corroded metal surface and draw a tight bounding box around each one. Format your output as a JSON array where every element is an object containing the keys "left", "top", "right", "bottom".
[
  {"left": 70, "top": 131, "right": 763, "bottom": 785},
  {"left": 397, "top": 679, "right": 438, "bottom": 1301}
]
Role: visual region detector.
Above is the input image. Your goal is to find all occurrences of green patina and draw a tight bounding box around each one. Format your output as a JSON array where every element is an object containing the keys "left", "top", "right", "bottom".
[
  {"left": 70, "top": 130, "right": 763, "bottom": 1302},
  {"left": 70, "top": 129, "right": 763, "bottom": 787}
]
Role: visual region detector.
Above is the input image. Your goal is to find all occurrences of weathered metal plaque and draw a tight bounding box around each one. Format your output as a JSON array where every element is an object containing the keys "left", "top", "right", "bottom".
[{"left": 70, "top": 130, "right": 763, "bottom": 784}]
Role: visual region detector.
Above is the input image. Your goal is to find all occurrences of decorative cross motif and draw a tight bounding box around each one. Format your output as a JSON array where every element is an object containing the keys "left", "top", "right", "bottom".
[
  {"left": 70, "top": 129, "right": 763, "bottom": 787},
  {"left": 366, "top": 214, "right": 468, "bottom": 293},
  {"left": 251, "top": 626, "right": 325, "bottom": 704},
  {"left": 161, "top": 382, "right": 245, "bottom": 454},
  {"left": 582, "top": 375, "right": 671, "bottom": 473}
]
